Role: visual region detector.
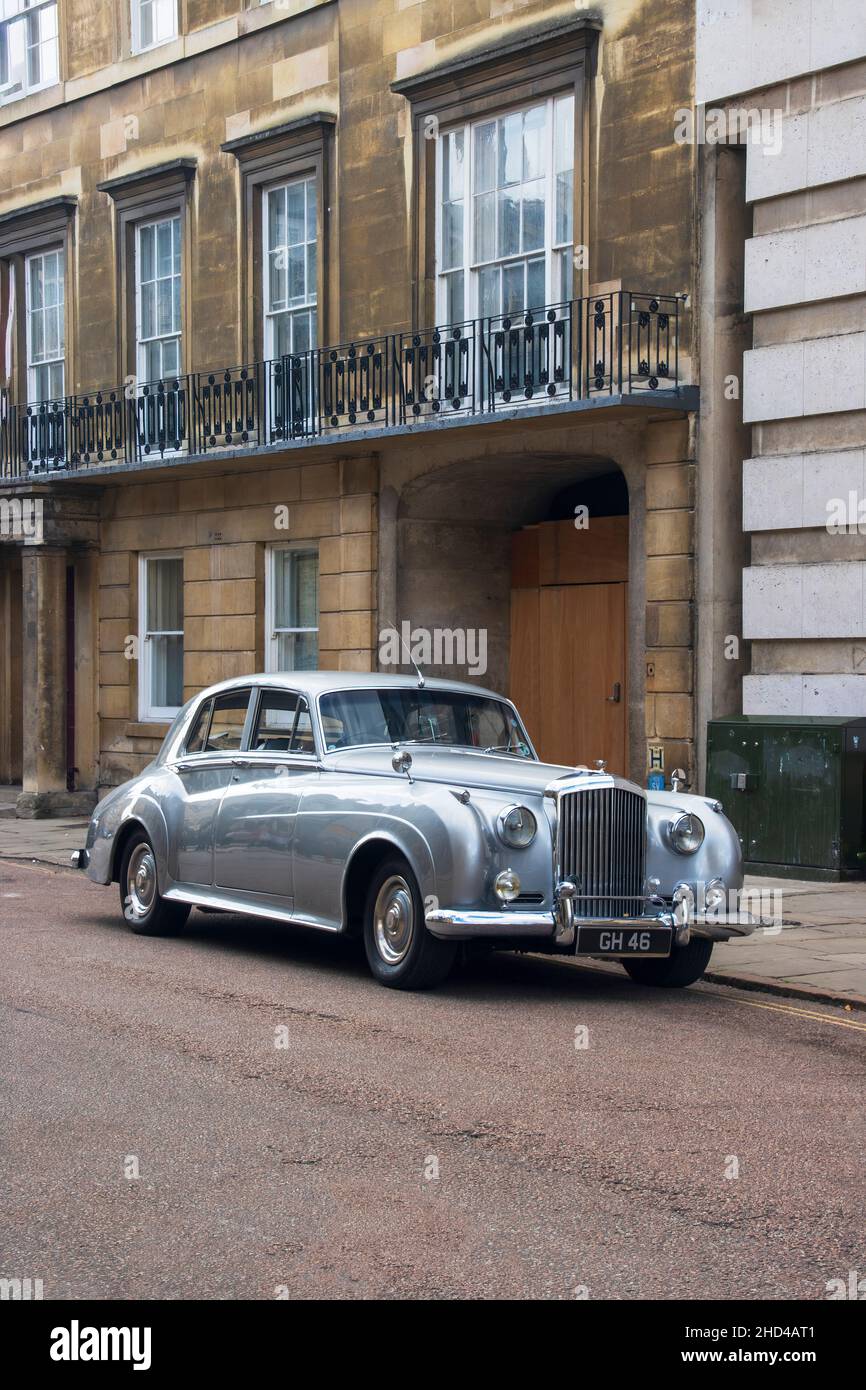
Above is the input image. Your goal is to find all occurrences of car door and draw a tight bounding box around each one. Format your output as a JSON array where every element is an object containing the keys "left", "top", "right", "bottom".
[
  {"left": 166, "top": 688, "right": 255, "bottom": 886},
  {"left": 212, "top": 687, "right": 320, "bottom": 905}
]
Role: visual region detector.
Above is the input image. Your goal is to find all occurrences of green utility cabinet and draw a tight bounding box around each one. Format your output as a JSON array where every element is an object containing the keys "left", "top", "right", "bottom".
[{"left": 706, "top": 716, "right": 866, "bottom": 879}]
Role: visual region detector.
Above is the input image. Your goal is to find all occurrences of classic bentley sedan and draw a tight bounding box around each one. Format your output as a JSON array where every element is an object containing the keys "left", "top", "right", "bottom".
[{"left": 74, "top": 672, "right": 754, "bottom": 990}]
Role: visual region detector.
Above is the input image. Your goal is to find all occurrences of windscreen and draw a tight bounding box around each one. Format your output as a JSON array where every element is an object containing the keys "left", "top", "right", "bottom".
[{"left": 319, "top": 687, "right": 534, "bottom": 757}]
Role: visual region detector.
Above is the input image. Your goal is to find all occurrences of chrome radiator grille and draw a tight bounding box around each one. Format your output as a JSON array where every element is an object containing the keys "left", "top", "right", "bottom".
[{"left": 557, "top": 785, "right": 646, "bottom": 918}]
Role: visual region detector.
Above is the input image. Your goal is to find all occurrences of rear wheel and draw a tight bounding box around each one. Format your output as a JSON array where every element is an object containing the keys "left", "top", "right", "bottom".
[
  {"left": 119, "top": 831, "right": 189, "bottom": 937},
  {"left": 622, "top": 937, "right": 713, "bottom": 988},
  {"left": 363, "top": 858, "right": 457, "bottom": 990}
]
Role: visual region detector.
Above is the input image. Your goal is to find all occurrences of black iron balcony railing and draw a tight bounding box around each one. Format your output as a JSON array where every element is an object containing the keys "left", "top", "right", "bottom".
[{"left": 0, "top": 291, "right": 683, "bottom": 480}]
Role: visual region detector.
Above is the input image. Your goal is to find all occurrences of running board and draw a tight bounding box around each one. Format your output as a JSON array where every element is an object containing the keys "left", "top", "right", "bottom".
[{"left": 163, "top": 885, "right": 339, "bottom": 932}]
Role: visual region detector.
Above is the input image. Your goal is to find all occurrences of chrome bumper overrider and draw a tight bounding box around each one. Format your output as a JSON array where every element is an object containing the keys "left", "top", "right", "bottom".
[{"left": 425, "top": 880, "right": 757, "bottom": 947}]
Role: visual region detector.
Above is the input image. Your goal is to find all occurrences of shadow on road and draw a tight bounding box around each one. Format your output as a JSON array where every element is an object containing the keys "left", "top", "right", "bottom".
[{"left": 120, "top": 904, "right": 664, "bottom": 1008}]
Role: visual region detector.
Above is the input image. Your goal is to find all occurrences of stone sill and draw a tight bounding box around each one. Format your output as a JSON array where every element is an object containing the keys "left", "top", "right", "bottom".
[{"left": 125, "top": 722, "right": 170, "bottom": 740}]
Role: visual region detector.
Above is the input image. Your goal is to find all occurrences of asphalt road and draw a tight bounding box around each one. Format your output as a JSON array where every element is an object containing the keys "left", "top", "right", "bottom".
[{"left": 1, "top": 859, "right": 864, "bottom": 1301}]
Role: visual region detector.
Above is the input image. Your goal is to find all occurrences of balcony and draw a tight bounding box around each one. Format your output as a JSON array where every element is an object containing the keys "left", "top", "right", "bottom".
[{"left": 0, "top": 291, "right": 687, "bottom": 481}]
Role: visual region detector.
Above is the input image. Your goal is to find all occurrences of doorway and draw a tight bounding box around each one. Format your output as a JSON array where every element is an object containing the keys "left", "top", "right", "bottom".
[{"left": 510, "top": 513, "right": 628, "bottom": 772}]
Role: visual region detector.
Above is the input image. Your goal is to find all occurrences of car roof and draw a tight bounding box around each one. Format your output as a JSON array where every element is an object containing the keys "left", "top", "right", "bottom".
[{"left": 195, "top": 671, "right": 509, "bottom": 702}]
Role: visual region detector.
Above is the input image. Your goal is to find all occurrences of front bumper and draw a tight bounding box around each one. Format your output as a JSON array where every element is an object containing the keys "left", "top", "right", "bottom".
[{"left": 425, "top": 881, "right": 756, "bottom": 949}]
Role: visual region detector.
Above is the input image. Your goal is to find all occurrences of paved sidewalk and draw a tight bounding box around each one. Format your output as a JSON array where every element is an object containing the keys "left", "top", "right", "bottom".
[
  {"left": 2, "top": 816, "right": 866, "bottom": 1007},
  {"left": 0, "top": 816, "right": 91, "bottom": 867},
  {"left": 706, "top": 875, "right": 866, "bottom": 1008}
]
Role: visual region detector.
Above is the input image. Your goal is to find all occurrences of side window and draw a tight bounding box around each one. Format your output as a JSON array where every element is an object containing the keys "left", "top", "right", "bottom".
[
  {"left": 252, "top": 689, "right": 315, "bottom": 755},
  {"left": 185, "top": 697, "right": 214, "bottom": 754},
  {"left": 205, "top": 690, "right": 251, "bottom": 753},
  {"left": 253, "top": 689, "right": 298, "bottom": 752}
]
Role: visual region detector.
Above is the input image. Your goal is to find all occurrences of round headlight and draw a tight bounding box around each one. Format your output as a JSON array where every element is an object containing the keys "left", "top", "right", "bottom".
[
  {"left": 497, "top": 804, "right": 537, "bottom": 849},
  {"left": 669, "top": 812, "right": 705, "bottom": 854}
]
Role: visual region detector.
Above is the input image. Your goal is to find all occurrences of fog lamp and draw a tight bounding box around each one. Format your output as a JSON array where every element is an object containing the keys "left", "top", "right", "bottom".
[
  {"left": 494, "top": 868, "right": 521, "bottom": 903},
  {"left": 704, "top": 879, "right": 726, "bottom": 914}
]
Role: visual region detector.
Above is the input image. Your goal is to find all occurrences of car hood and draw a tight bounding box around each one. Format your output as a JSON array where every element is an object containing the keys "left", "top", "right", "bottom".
[{"left": 324, "top": 745, "right": 623, "bottom": 797}]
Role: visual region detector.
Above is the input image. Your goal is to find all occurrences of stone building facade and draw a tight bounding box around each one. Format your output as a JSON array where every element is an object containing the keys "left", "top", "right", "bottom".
[
  {"left": 696, "top": 1, "right": 866, "bottom": 730},
  {"left": 0, "top": 0, "right": 703, "bottom": 814}
]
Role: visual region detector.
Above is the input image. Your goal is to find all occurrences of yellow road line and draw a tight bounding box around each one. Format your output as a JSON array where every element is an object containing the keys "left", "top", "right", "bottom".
[
  {"left": 709, "top": 992, "right": 866, "bottom": 1032},
  {"left": 545, "top": 955, "right": 866, "bottom": 1031}
]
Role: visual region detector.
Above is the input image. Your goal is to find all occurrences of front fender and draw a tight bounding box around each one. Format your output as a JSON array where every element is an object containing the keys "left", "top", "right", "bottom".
[{"left": 646, "top": 790, "right": 744, "bottom": 897}]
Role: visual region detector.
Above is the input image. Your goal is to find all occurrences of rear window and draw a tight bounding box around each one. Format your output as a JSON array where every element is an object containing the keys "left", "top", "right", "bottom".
[{"left": 183, "top": 690, "right": 251, "bottom": 755}]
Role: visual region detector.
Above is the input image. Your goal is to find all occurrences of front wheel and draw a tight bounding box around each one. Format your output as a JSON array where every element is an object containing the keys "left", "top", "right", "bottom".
[
  {"left": 622, "top": 937, "right": 713, "bottom": 988},
  {"left": 363, "top": 858, "right": 457, "bottom": 990},
  {"left": 119, "top": 831, "right": 190, "bottom": 937}
]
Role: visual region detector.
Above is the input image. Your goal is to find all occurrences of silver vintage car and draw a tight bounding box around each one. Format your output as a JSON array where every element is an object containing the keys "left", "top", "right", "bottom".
[{"left": 74, "top": 672, "right": 754, "bottom": 990}]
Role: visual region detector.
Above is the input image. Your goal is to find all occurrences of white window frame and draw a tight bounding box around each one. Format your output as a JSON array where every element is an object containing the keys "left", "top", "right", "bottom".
[
  {"left": 135, "top": 214, "right": 182, "bottom": 383},
  {"left": 0, "top": 0, "right": 60, "bottom": 105},
  {"left": 131, "top": 0, "right": 177, "bottom": 56},
  {"left": 265, "top": 542, "right": 319, "bottom": 674},
  {"left": 24, "top": 246, "right": 64, "bottom": 403},
  {"left": 139, "top": 552, "right": 184, "bottom": 722},
  {"left": 262, "top": 174, "right": 317, "bottom": 361},
  {"left": 434, "top": 92, "right": 574, "bottom": 325}
]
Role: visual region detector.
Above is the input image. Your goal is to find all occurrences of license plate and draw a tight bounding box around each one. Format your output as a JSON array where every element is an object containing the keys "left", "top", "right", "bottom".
[{"left": 576, "top": 925, "right": 671, "bottom": 957}]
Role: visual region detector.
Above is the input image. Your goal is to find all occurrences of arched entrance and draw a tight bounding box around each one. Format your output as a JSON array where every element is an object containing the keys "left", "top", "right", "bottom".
[{"left": 389, "top": 452, "right": 632, "bottom": 775}]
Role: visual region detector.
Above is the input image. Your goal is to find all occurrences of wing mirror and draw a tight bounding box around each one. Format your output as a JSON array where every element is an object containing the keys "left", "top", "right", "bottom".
[
  {"left": 670, "top": 767, "right": 689, "bottom": 793},
  {"left": 391, "top": 749, "right": 413, "bottom": 780}
]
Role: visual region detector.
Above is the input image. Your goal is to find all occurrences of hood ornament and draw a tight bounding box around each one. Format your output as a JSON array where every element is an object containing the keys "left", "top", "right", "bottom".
[{"left": 595, "top": 759, "right": 607, "bottom": 772}]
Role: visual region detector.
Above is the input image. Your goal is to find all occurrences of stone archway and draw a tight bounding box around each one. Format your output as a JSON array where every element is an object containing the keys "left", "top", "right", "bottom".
[
  {"left": 385, "top": 449, "right": 638, "bottom": 774},
  {"left": 378, "top": 410, "right": 697, "bottom": 787}
]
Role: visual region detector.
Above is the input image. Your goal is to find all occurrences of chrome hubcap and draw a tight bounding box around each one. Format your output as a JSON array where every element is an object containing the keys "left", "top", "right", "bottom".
[
  {"left": 127, "top": 843, "right": 156, "bottom": 917},
  {"left": 373, "top": 875, "right": 414, "bottom": 965}
]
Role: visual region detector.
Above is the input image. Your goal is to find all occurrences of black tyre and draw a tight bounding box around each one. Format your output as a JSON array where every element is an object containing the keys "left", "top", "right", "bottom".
[
  {"left": 622, "top": 936, "right": 713, "bottom": 988},
  {"left": 362, "top": 857, "right": 457, "bottom": 990},
  {"left": 119, "top": 830, "right": 190, "bottom": 937}
]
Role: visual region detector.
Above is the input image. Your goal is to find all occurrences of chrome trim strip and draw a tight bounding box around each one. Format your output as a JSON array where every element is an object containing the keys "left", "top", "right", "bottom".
[
  {"left": 163, "top": 886, "right": 339, "bottom": 930},
  {"left": 425, "top": 896, "right": 677, "bottom": 943},
  {"left": 425, "top": 909, "right": 557, "bottom": 939}
]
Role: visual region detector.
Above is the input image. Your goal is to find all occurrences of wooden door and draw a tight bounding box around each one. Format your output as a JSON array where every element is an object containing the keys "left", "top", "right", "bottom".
[
  {"left": 510, "top": 517, "right": 629, "bottom": 773},
  {"left": 510, "top": 581, "right": 627, "bottom": 772}
]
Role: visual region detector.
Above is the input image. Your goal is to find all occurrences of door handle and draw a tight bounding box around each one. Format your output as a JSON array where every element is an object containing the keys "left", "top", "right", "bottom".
[
  {"left": 606, "top": 682, "right": 622, "bottom": 703},
  {"left": 230, "top": 757, "right": 251, "bottom": 767}
]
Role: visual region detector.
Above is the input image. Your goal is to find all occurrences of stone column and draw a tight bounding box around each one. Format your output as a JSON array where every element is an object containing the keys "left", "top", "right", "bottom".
[
  {"left": 644, "top": 416, "right": 697, "bottom": 788},
  {"left": 695, "top": 143, "right": 752, "bottom": 788},
  {"left": 18, "top": 545, "right": 68, "bottom": 817}
]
